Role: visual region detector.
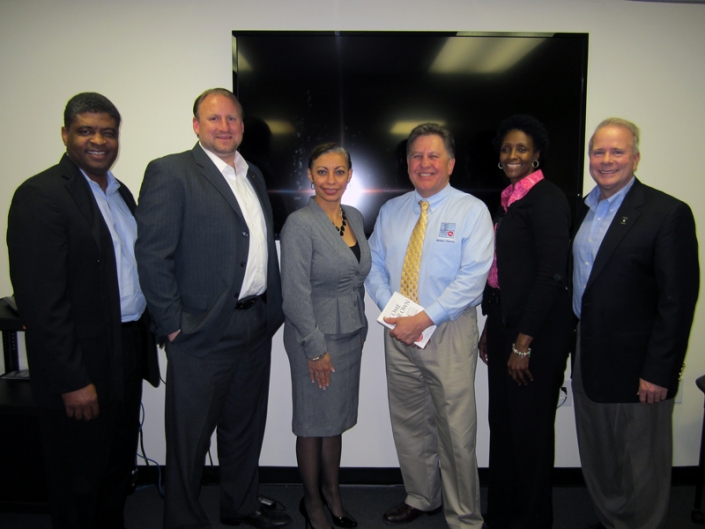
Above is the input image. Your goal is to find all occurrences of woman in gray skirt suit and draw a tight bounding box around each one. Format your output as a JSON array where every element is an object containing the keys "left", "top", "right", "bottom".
[{"left": 281, "top": 143, "right": 370, "bottom": 529}]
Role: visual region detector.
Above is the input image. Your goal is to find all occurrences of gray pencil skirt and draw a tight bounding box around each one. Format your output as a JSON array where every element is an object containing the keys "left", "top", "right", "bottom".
[{"left": 285, "top": 328, "right": 364, "bottom": 437}]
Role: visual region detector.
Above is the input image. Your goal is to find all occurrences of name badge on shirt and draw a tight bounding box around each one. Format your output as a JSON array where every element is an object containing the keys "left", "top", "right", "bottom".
[{"left": 437, "top": 222, "right": 456, "bottom": 242}]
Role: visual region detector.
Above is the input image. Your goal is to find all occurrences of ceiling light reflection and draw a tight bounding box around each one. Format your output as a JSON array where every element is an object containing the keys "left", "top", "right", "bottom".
[
  {"left": 390, "top": 120, "right": 446, "bottom": 136},
  {"left": 430, "top": 37, "right": 545, "bottom": 74}
]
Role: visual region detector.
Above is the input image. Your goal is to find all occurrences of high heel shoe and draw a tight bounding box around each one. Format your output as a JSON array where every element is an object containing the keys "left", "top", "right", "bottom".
[
  {"left": 299, "top": 498, "right": 313, "bottom": 529},
  {"left": 301, "top": 498, "right": 337, "bottom": 529},
  {"left": 320, "top": 493, "right": 358, "bottom": 528}
]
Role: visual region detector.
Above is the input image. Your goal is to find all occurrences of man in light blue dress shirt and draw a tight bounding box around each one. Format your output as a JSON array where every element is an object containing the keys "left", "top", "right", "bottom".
[
  {"left": 366, "top": 123, "right": 494, "bottom": 529},
  {"left": 572, "top": 118, "right": 699, "bottom": 529},
  {"left": 7, "top": 92, "right": 160, "bottom": 528}
]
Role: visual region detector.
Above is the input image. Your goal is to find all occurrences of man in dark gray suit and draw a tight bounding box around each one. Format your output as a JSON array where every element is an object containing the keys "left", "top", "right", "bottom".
[{"left": 135, "top": 88, "right": 289, "bottom": 529}]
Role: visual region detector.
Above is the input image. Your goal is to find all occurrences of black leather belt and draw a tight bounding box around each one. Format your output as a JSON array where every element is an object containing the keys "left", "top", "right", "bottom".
[
  {"left": 121, "top": 319, "right": 140, "bottom": 328},
  {"left": 235, "top": 292, "right": 266, "bottom": 310}
]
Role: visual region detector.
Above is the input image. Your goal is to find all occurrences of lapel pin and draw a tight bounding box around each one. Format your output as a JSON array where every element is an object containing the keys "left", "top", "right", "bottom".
[{"left": 620, "top": 216, "right": 628, "bottom": 225}]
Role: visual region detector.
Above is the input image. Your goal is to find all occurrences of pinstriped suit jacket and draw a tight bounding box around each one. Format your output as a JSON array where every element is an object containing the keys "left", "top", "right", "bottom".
[{"left": 135, "top": 143, "right": 284, "bottom": 356}]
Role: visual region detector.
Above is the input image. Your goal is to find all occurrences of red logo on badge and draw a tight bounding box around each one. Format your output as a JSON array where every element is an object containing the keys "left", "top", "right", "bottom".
[{"left": 447, "top": 231, "right": 454, "bottom": 237}]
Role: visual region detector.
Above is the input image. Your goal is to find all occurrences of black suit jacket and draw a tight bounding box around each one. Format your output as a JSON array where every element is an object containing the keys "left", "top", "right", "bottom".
[
  {"left": 7, "top": 154, "right": 160, "bottom": 409},
  {"left": 135, "top": 144, "right": 284, "bottom": 355},
  {"left": 574, "top": 178, "right": 699, "bottom": 403},
  {"left": 483, "top": 179, "right": 572, "bottom": 339}
]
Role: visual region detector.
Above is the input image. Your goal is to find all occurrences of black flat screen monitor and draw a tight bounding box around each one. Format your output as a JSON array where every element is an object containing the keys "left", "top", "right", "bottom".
[{"left": 232, "top": 31, "right": 588, "bottom": 237}]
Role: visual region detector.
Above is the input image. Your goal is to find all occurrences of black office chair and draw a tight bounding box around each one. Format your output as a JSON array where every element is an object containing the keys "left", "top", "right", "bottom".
[{"left": 692, "top": 375, "right": 705, "bottom": 523}]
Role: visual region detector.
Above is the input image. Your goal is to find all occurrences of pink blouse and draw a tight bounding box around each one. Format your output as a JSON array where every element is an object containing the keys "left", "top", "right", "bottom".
[{"left": 487, "top": 170, "right": 545, "bottom": 289}]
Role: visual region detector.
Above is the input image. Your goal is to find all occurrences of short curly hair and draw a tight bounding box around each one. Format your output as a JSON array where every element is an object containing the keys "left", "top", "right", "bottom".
[
  {"left": 492, "top": 114, "right": 549, "bottom": 155},
  {"left": 64, "top": 92, "right": 121, "bottom": 129}
]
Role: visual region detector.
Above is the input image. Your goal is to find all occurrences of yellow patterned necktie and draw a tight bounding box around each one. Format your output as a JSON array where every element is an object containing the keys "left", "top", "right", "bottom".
[{"left": 400, "top": 200, "right": 429, "bottom": 303}]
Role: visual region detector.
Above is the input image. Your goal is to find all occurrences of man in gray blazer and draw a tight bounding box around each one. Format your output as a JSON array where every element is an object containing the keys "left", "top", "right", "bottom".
[{"left": 135, "top": 88, "right": 288, "bottom": 529}]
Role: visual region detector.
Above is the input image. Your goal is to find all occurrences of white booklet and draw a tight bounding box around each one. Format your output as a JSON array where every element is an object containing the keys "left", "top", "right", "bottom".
[{"left": 376, "top": 291, "right": 437, "bottom": 349}]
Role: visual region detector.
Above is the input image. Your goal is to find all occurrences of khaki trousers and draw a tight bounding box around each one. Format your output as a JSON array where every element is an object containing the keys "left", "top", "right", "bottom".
[{"left": 384, "top": 307, "right": 484, "bottom": 529}]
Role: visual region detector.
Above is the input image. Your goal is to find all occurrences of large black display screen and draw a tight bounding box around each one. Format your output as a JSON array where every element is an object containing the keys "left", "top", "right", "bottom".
[{"left": 232, "top": 31, "right": 588, "bottom": 237}]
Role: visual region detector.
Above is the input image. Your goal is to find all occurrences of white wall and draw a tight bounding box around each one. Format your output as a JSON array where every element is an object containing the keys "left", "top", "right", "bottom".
[{"left": 1, "top": 0, "right": 704, "bottom": 469}]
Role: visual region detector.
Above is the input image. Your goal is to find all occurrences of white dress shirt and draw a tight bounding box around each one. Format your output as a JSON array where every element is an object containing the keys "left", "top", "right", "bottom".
[{"left": 200, "top": 144, "right": 268, "bottom": 299}]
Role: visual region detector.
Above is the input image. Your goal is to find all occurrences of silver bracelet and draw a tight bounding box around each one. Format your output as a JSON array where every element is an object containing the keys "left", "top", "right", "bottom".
[
  {"left": 511, "top": 343, "right": 531, "bottom": 357},
  {"left": 309, "top": 353, "right": 326, "bottom": 362}
]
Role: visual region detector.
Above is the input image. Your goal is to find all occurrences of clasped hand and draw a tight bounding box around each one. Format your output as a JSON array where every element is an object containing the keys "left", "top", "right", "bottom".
[{"left": 385, "top": 311, "right": 433, "bottom": 346}]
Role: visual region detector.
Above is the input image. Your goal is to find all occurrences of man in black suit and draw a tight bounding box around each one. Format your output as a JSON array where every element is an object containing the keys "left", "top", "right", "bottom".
[
  {"left": 572, "top": 118, "right": 699, "bottom": 529},
  {"left": 6, "top": 92, "right": 160, "bottom": 529},
  {"left": 135, "top": 88, "right": 289, "bottom": 529}
]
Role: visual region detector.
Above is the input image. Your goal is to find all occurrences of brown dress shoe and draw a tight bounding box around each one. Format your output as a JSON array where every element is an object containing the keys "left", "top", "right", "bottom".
[{"left": 382, "top": 503, "right": 427, "bottom": 525}]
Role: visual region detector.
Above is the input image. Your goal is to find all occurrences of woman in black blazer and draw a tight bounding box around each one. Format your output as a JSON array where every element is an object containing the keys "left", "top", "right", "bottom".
[{"left": 479, "top": 115, "right": 573, "bottom": 529}]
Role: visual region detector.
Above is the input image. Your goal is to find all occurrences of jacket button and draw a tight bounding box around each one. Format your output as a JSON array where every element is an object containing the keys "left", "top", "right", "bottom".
[
  {"left": 234, "top": 291, "right": 239, "bottom": 299},
  {"left": 554, "top": 274, "right": 562, "bottom": 282},
  {"left": 241, "top": 262, "right": 246, "bottom": 267}
]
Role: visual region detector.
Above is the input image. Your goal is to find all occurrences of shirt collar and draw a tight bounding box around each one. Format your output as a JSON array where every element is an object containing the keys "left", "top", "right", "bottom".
[
  {"left": 500, "top": 169, "right": 544, "bottom": 212},
  {"left": 584, "top": 176, "right": 635, "bottom": 211},
  {"left": 80, "top": 169, "right": 119, "bottom": 195},
  {"left": 414, "top": 183, "right": 452, "bottom": 210},
  {"left": 199, "top": 143, "right": 249, "bottom": 179}
]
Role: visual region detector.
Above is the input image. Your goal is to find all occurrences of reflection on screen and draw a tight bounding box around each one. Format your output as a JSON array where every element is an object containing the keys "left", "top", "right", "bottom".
[{"left": 233, "top": 31, "right": 588, "bottom": 237}]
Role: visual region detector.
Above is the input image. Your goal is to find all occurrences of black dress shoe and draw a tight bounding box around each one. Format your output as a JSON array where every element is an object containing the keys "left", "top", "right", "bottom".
[
  {"left": 221, "top": 505, "right": 292, "bottom": 528},
  {"left": 383, "top": 502, "right": 439, "bottom": 525},
  {"left": 321, "top": 492, "right": 357, "bottom": 527}
]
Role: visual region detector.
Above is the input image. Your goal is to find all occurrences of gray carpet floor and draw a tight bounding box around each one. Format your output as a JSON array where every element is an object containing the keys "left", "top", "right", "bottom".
[{"left": 0, "top": 483, "right": 702, "bottom": 528}]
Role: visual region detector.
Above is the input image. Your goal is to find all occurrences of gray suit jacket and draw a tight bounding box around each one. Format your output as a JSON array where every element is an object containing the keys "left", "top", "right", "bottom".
[
  {"left": 280, "top": 199, "right": 370, "bottom": 359},
  {"left": 135, "top": 144, "right": 284, "bottom": 356}
]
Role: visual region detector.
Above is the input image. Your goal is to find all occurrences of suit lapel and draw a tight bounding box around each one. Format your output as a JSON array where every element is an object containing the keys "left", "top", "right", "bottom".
[
  {"left": 62, "top": 155, "right": 103, "bottom": 249},
  {"left": 192, "top": 144, "right": 247, "bottom": 222},
  {"left": 586, "top": 180, "right": 644, "bottom": 289},
  {"left": 247, "top": 166, "right": 273, "bottom": 236},
  {"left": 308, "top": 199, "right": 366, "bottom": 266},
  {"left": 117, "top": 180, "right": 137, "bottom": 214},
  {"left": 344, "top": 204, "right": 371, "bottom": 268}
]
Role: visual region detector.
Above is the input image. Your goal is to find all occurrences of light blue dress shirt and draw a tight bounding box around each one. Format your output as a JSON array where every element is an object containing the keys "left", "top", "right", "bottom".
[
  {"left": 83, "top": 170, "right": 146, "bottom": 322},
  {"left": 366, "top": 184, "right": 494, "bottom": 325},
  {"left": 572, "top": 177, "right": 635, "bottom": 318}
]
